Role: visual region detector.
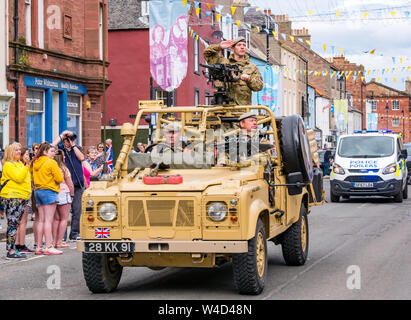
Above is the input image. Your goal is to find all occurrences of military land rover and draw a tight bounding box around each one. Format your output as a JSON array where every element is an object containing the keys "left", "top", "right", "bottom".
[{"left": 77, "top": 98, "right": 324, "bottom": 295}]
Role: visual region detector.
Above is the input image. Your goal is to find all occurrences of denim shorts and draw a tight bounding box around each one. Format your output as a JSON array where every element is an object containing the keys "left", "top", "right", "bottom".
[{"left": 34, "top": 189, "right": 58, "bottom": 206}]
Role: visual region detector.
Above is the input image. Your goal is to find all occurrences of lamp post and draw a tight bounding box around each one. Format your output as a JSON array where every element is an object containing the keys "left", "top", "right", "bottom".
[
  {"left": 260, "top": 24, "right": 273, "bottom": 65},
  {"left": 385, "top": 102, "right": 389, "bottom": 130}
]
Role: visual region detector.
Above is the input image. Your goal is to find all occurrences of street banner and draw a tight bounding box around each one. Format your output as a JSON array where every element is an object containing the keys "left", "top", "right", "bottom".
[
  {"left": 251, "top": 64, "right": 281, "bottom": 117},
  {"left": 367, "top": 113, "right": 378, "bottom": 131},
  {"left": 149, "top": 0, "right": 188, "bottom": 92},
  {"left": 334, "top": 99, "right": 348, "bottom": 133}
]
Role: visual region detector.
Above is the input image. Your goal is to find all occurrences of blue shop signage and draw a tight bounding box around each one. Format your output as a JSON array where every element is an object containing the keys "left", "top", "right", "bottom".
[{"left": 24, "top": 76, "right": 88, "bottom": 95}]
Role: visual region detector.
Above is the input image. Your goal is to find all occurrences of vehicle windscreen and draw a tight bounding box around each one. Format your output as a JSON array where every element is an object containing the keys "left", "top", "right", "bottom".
[{"left": 338, "top": 136, "right": 394, "bottom": 158}]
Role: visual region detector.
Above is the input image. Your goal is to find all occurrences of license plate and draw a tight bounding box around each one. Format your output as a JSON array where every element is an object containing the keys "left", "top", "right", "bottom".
[
  {"left": 85, "top": 242, "right": 135, "bottom": 253},
  {"left": 353, "top": 182, "right": 374, "bottom": 188}
]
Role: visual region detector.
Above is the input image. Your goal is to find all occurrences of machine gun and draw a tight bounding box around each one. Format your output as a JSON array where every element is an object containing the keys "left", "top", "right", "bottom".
[{"left": 200, "top": 63, "right": 241, "bottom": 105}]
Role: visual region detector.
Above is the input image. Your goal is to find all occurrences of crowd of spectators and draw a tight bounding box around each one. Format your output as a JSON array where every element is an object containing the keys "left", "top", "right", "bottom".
[{"left": 0, "top": 131, "right": 114, "bottom": 260}]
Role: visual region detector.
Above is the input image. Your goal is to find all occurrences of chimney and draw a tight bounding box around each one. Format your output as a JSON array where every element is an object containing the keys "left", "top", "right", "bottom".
[{"left": 406, "top": 79, "right": 411, "bottom": 95}]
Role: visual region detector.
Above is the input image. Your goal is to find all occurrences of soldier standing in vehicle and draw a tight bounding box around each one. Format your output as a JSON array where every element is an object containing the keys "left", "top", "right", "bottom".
[{"left": 203, "top": 37, "right": 264, "bottom": 105}]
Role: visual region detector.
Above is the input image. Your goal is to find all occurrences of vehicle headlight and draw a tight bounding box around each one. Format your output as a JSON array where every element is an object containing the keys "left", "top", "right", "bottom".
[
  {"left": 207, "top": 202, "right": 227, "bottom": 222},
  {"left": 333, "top": 163, "right": 345, "bottom": 175},
  {"left": 382, "top": 163, "right": 397, "bottom": 175},
  {"left": 99, "top": 203, "right": 117, "bottom": 221}
]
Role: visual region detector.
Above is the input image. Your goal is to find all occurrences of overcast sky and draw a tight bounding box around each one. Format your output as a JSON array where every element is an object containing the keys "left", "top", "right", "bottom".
[{"left": 249, "top": 0, "right": 411, "bottom": 91}]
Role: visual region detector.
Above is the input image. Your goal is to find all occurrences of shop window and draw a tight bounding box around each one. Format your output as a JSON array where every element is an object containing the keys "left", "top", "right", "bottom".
[
  {"left": 67, "top": 94, "right": 81, "bottom": 143},
  {"left": 26, "top": 89, "right": 44, "bottom": 148}
]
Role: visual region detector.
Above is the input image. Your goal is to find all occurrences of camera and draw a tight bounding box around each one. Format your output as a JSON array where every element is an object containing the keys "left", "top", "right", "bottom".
[{"left": 64, "top": 133, "right": 77, "bottom": 141}]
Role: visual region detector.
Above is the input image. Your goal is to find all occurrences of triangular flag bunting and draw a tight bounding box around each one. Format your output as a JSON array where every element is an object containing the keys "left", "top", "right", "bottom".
[{"left": 231, "top": 7, "right": 237, "bottom": 16}]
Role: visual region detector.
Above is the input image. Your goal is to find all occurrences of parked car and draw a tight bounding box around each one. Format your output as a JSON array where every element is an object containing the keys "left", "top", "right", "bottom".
[{"left": 405, "top": 143, "right": 411, "bottom": 184}]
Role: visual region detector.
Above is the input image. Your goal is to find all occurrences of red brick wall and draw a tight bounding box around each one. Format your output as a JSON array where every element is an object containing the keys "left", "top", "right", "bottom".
[
  {"left": 7, "top": 0, "right": 107, "bottom": 149},
  {"left": 366, "top": 82, "right": 410, "bottom": 142},
  {"left": 333, "top": 57, "right": 366, "bottom": 128}
]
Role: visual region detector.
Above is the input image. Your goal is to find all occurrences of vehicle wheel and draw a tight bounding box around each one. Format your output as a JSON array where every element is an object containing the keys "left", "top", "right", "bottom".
[
  {"left": 394, "top": 182, "right": 404, "bottom": 203},
  {"left": 82, "top": 253, "right": 123, "bottom": 293},
  {"left": 330, "top": 190, "right": 340, "bottom": 203},
  {"left": 281, "top": 204, "right": 309, "bottom": 266},
  {"left": 403, "top": 183, "right": 408, "bottom": 199},
  {"left": 279, "top": 115, "right": 314, "bottom": 184},
  {"left": 232, "top": 218, "right": 267, "bottom": 295}
]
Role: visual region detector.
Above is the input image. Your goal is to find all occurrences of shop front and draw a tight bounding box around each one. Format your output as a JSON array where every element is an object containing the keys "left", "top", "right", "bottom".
[{"left": 24, "top": 76, "right": 87, "bottom": 148}]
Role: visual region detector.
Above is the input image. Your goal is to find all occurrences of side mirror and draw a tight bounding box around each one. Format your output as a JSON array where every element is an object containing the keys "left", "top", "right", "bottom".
[
  {"left": 286, "top": 172, "right": 304, "bottom": 195},
  {"left": 401, "top": 149, "right": 408, "bottom": 159}
]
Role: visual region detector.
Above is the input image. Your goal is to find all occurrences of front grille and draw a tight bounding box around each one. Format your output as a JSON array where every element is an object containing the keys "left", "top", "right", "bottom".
[
  {"left": 128, "top": 199, "right": 195, "bottom": 227},
  {"left": 344, "top": 175, "right": 382, "bottom": 182},
  {"left": 348, "top": 169, "right": 379, "bottom": 173}
]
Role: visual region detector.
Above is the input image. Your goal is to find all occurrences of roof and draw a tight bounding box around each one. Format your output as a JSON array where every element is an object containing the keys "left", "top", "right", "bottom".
[
  {"left": 366, "top": 79, "right": 410, "bottom": 97},
  {"left": 108, "top": 0, "right": 149, "bottom": 30},
  {"left": 308, "top": 82, "right": 331, "bottom": 99}
]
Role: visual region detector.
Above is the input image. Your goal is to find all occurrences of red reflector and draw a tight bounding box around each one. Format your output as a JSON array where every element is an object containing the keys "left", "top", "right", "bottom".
[{"left": 143, "top": 175, "right": 183, "bottom": 185}]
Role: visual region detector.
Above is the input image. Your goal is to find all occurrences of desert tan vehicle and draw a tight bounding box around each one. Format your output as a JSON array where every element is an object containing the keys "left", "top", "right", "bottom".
[{"left": 78, "top": 101, "right": 324, "bottom": 295}]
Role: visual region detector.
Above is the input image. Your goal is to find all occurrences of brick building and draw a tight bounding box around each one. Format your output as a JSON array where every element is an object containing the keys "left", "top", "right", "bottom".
[
  {"left": 366, "top": 79, "right": 410, "bottom": 142},
  {"left": 106, "top": 0, "right": 216, "bottom": 153},
  {"left": 6, "top": 0, "right": 108, "bottom": 149},
  {"left": 332, "top": 56, "right": 366, "bottom": 129}
]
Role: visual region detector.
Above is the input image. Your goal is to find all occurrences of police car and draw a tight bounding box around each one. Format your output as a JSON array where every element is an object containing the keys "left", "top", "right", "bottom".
[{"left": 330, "top": 131, "right": 408, "bottom": 202}]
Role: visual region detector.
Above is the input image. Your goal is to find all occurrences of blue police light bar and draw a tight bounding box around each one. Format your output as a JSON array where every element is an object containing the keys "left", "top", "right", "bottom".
[{"left": 381, "top": 130, "right": 392, "bottom": 134}]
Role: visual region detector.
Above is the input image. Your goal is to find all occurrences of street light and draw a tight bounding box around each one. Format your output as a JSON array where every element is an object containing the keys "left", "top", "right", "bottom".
[
  {"left": 385, "top": 102, "right": 389, "bottom": 130},
  {"left": 260, "top": 25, "right": 273, "bottom": 64}
]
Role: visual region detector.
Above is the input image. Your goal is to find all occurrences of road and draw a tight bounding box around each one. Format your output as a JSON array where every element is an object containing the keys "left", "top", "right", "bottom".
[{"left": 1, "top": 182, "right": 410, "bottom": 300}]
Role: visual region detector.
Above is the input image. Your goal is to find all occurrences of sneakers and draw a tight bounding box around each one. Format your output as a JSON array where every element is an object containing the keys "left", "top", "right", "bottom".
[
  {"left": 6, "top": 250, "right": 27, "bottom": 260},
  {"left": 16, "top": 245, "right": 34, "bottom": 253},
  {"left": 43, "top": 247, "right": 63, "bottom": 255}
]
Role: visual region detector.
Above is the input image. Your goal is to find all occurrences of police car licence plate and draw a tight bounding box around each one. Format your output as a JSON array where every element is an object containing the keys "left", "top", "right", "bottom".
[
  {"left": 353, "top": 182, "right": 374, "bottom": 188},
  {"left": 85, "top": 242, "right": 135, "bottom": 253}
]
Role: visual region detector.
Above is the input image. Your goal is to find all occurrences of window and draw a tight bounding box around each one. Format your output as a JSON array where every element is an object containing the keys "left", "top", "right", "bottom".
[
  {"left": 245, "top": 30, "right": 250, "bottom": 49},
  {"left": 26, "top": 89, "right": 45, "bottom": 147},
  {"left": 205, "top": 90, "right": 211, "bottom": 105},
  {"left": 392, "top": 100, "right": 399, "bottom": 110},
  {"left": 141, "top": 1, "right": 149, "bottom": 16},
  {"left": 154, "top": 88, "right": 175, "bottom": 106},
  {"left": 99, "top": 4, "right": 103, "bottom": 59},
  {"left": 38, "top": 0, "right": 44, "bottom": 48},
  {"left": 371, "top": 101, "right": 377, "bottom": 111},
  {"left": 232, "top": 23, "right": 238, "bottom": 40},
  {"left": 198, "top": 3, "right": 202, "bottom": 21},
  {"left": 67, "top": 94, "right": 82, "bottom": 143},
  {"left": 211, "top": 10, "right": 216, "bottom": 29},
  {"left": 194, "top": 36, "right": 200, "bottom": 74},
  {"left": 392, "top": 119, "right": 400, "bottom": 126},
  {"left": 194, "top": 88, "right": 200, "bottom": 106},
  {"left": 25, "top": 0, "right": 32, "bottom": 45}
]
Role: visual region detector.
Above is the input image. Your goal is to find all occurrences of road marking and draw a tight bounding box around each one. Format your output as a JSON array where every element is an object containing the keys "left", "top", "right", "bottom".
[{"left": 357, "top": 203, "right": 368, "bottom": 209}]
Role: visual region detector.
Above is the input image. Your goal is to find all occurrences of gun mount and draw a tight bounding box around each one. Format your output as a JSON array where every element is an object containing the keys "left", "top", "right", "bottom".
[{"left": 200, "top": 63, "right": 241, "bottom": 105}]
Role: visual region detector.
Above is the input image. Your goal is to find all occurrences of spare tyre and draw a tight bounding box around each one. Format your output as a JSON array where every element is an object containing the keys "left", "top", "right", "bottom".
[{"left": 279, "top": 115, "right": 314, "bottom": 183}]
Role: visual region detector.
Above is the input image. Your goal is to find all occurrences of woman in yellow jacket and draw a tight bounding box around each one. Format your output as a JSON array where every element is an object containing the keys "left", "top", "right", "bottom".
[
  {"left": 1, "top": 142, "right": 32, "bottom": 260},
  {"left": 31, "top": 142, "right": 63, "bottom": 255}
]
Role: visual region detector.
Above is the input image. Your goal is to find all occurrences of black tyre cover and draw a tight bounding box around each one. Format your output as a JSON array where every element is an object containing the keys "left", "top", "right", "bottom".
[{"left": 280, "top": 115, "right": 314, "bottom": 183}]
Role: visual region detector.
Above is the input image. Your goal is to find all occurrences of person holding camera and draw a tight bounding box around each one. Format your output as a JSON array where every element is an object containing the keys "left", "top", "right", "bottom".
[
  {"left": 203, "top": 37, "right": 263, "bottom": 105},
  {"left": 53, "top": 130, "right": 85, "bottom": 241}
]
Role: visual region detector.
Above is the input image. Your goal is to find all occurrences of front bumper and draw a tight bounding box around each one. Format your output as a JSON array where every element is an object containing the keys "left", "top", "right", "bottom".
[
  {"left": 330, "top": 178, "right": 402, "bottom": 197},
  {"left": 77, "top": 240, "right": 248, "bottom": 253}
]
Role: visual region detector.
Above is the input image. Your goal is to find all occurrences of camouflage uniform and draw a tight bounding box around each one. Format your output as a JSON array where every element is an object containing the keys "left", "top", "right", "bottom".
[
  {"left": 216, "top": 112, "right": 272, "bottom": 165},
  {"left": 203, "top": 44, "right": 263, "bottom": 105}
]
